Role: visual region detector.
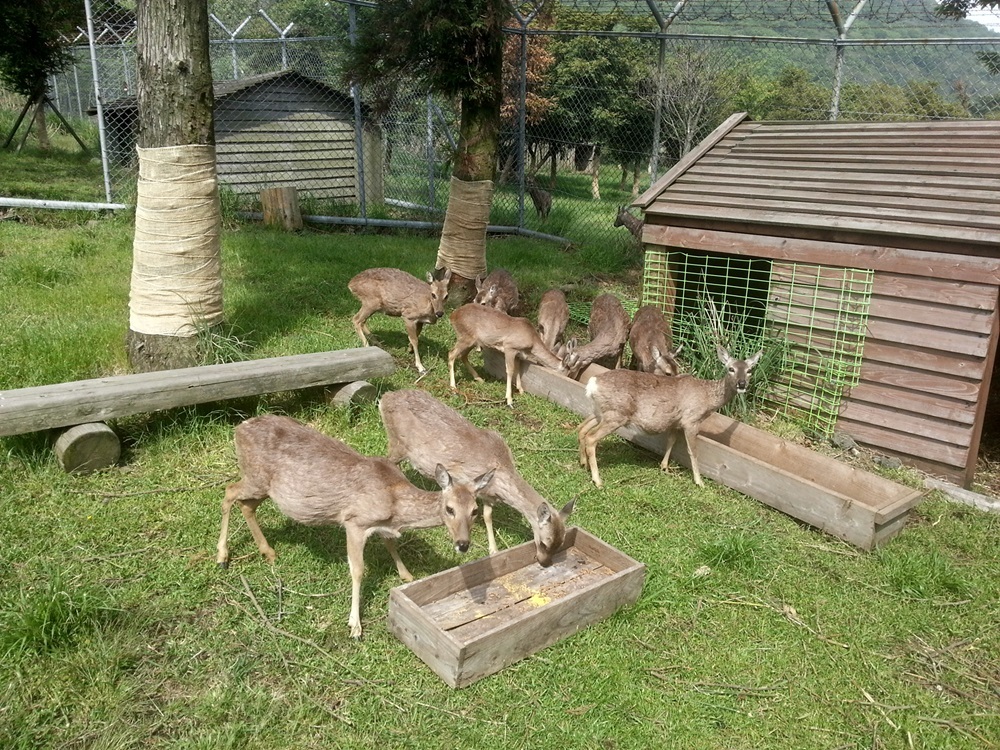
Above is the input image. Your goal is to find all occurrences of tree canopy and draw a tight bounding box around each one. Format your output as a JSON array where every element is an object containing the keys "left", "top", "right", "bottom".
[{"left": 0, "top": 0, "right": 81, "bottom": 98}]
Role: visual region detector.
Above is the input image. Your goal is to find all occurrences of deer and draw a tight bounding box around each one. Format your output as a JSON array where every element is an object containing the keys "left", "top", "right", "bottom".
[
  {"left": 537, "top": 288, "right": 570, "bottom": 352},
  {"left": 628, "top": 304, "right": 683, "bottom": 376},
  {"left": 614, "top": 206, "right": 644, "bottom": 241},
  {"left": 474, "top": 268, "right": 520, "bottom": 315},
  {"left": 526, "top": 176, "right": 552, "bottom": 220},
  {"left": 215, "top": 414, "right": 493, "bottom": 639},
  {"left": 379, "top": 389, "right": 575, "bottom": 566},
  {"left": 562, "top": 293, "right": 631, "bottom": 379},
  {"left": 449, "top": 302, "right": 573, "bottom": 407},
  {"left": 578, "top": 345, "right": 762, "bottom": 488},
  {"left": 348, "top": 267, "right": 452, "bottom": 374}
]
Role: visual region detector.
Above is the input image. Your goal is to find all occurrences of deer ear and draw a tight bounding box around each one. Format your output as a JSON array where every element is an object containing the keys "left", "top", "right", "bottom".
[
  {"left": 474, "top": 469, "right": 495, "bottom": 491},
  {"left": 537, "top": 503, "right": 552, "bottom": 525},
  {"left": 747, "top": 350, "right": 763, "bottom": 368},
  {"left": 716, "top": 344, "right": 732, "bottom": 364},
  {"left": 560, "top": 499, "right": 575, "bottom": 518},
  {"left": 434, "top": 463, "right": 452, "bottom": 490}
]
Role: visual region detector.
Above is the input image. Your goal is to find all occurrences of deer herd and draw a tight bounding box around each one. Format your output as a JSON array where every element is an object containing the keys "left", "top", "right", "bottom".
[{"left": 219, "top": 263, "right": 762, "bottom": 638}]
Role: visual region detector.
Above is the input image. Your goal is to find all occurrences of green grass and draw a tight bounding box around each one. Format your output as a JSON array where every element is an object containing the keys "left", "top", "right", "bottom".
[{"left": 2, "top": 209, "right": 1000, "bottom": 748}]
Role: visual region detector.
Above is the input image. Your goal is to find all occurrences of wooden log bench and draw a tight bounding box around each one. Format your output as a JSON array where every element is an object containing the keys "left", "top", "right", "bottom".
[
  {"left": 482, "top": 349, "right": 923, "bottom": 550},
  {"left": 0, "top": 347, "right": 395, "bottom": 473}
]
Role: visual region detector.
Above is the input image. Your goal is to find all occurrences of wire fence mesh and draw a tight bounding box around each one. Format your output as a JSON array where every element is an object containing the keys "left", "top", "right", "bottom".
[{"left": 6, "top": 0, "right": 1000, "bottom": 257}]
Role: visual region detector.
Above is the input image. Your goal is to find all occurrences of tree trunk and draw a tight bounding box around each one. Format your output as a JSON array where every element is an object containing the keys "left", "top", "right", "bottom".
[
  {"left": 591, "top": 145, "right": 602, "bottom": 201},
  {"left": 32, "top": 97, "right": 50, "bottom": 151},
  {"left": 435, "top": 66, "right": 502, "bottom": 300},
  {"left": 128, "top": 0, "right": 222, "bottom": 372}
]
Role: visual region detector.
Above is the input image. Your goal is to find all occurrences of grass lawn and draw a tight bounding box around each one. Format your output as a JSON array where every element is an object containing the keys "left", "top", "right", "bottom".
[{"left": 1, "top": 208, "right": 999, "bottom": 749}]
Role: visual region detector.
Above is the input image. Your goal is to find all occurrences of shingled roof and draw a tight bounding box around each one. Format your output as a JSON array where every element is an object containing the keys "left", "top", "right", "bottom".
[{"left": 636, "top": 112, "right": 1000, "bottom": 251}]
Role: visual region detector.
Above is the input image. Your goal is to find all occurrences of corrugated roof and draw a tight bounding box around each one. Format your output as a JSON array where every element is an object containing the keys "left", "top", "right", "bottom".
[{"left": 637, "top": 112, "right": 1000, "bottom": 249}]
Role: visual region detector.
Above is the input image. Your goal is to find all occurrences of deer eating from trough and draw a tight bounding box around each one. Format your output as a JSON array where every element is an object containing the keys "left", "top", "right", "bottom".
[
  {"left": 628, "top": 304, "right": 683, "bottom": 376},
  {"left": 474, "top": 268, "right": 520, "bottom": 315},
  {"left": 578, "top": 345, "right": 762, "bottom": 487},
  {"left": 379, "top": 389, "right": 575, "bottom": 566},
  {"left": 536, "top": 288, "right": 570, "bottom": 352},
  {"left": 348, "top": 267, "right": 452, "bottom": 373},
  {"left": 449, "top": 303, "right": 572, "bottom": 406},
  {"left": 215, "top": 414, "right": 493, "bottom": 639},
  {"left": 562, "top": 293, "right": 631, "bottom": 378}
]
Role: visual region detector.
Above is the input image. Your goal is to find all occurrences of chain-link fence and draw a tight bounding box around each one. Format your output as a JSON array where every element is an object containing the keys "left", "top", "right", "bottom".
[{"left": 10, "top": 0, "right": 1000, "bottom": 252}]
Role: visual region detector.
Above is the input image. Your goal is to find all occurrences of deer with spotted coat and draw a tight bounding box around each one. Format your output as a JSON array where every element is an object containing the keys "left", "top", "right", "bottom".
[
  {"left": 216, "top": 414, "right": 492, "bottom": 639},
  {"left": 379, "top": 389, "right": 575, "bottom": 566}
]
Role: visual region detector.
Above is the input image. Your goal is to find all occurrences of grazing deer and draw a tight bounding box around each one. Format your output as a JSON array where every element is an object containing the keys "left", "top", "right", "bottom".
[
  {"left": 578, "top": 345, "right": 762, "bottom": 488},
  {"left": 449, "top": 303, "right": 572, "bottom": 406},
  {"left": 537, "top": 288, "right": 570, "bottom": 352},
  {"left": 348, "top": 267, "right": 452, "bottom": 373},
  {"left": 614, "top": 206, "right": 644, "bottom": 240},
  {"left": 628, "top": 304, "right": 683, "bottom": 376},
  {"left": 526, "top": 176, "right": 552, "bottom": 220},
  {"left": 216, "top": 414, "right": 492, "bottom": 639},
  {"left": 474, "top": 268, "right": 520, "bottom": 315},
  {"left": 379, "top": 389, "right": 575, "bottom": 566},
  {"left": 562, "top": 293, "right": 631, "bottom": 378}
]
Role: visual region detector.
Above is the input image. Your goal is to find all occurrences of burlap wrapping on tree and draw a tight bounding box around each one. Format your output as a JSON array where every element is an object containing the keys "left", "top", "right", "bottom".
[
  {"left": 435, "top": 176, "right": 493, "bottom": 281},
  {"left": 130, "top": 144, "right": 224, "bottom": 336}
]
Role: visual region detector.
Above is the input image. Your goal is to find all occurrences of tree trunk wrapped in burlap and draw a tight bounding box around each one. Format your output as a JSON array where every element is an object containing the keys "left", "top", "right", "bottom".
[{"left": 435, "top": 176, "right": 493, "bottom": 297}]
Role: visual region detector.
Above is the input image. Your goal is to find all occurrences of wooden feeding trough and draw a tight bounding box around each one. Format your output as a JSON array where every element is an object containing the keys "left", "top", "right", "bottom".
[
  {"left": 388, "top": 527, "right": 645, "bottom": 688},
  {"left": 482, "top": 349, "right": 924, "bottom": 551}
]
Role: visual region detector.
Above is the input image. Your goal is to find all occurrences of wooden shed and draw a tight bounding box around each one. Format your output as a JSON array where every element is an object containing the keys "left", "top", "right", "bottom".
[
  {"left": 97, "top": 70, "right": 383, "bottom": 204},
  {"left": 635, "top": 112, "right": 1000, "bottom": 488}
]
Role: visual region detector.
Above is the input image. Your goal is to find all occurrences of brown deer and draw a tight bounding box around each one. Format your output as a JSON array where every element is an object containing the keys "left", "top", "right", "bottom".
[
  {"left": 614, "top": 206, "right": 643, "bottom": 240},
  {"left": 348, "top": 267, "right": 452, "bottom": 373},
  {"left": 537, "top": 288, "right": 570, "bottom": 352},
  {"left": 628, "top": 304, "right": 683, "bottom": 376},
  {"left": 474, "top": 268, "right": 520, "bottom": 315},
  {"left": 449, "top": 303, "right": 573, "bottom": 406},
  {"left": 562, "top": 293, "right": 631, "bottom": 378},
  {"left": 526, "top": 176, "right": 552, "bottom": 220},
  {"left": 578, "top": 345, "right": 762, "bottom": 488},
  {"left": 216, "top": 414, "right": 493, "bottom": 639},
  {"left": 379, "top": 389, "right": 575, "bottom": 566}
]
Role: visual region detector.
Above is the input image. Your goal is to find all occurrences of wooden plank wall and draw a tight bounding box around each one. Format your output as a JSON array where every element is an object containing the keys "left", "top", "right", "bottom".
[
  {"left": 837, "top": 273, "right": 999, "bottom": 485},
  {"left": 215, "top": 81, "right": 364, "bottom": 200}
]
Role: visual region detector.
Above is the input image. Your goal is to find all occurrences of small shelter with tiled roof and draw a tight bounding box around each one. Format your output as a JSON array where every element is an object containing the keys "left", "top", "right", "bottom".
[{"left": 635, "top": 112, "right": 1000, "bottom": 488}]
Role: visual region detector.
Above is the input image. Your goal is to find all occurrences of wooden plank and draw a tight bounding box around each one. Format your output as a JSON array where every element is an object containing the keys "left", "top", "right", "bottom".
[
  {"left": 642, "top": 225, "right": 1000, "bottom": 283},
  {"left": 845, "top": 382, "right": 978, "bottom": 425},
  {"left": 864, "top": 318, "right": 989, "bottom": 358},
  {"left": 836, "top": 399, "right": 972, "bottom": 449},
  {"left": 835, "top": 416, "right": 969, "bottom": 469},
  {"left": 387, "top": 591, "right": 463, "bottom": 688},
  {"left": 868, "top": 296, "right": 994, "bottom": 335},
  {"left": 872, "top": 274, "right": 998, "bottom": 311},
  {"left": 0, "top": 348, "right": 395, "bottom": 437},
  {"left": 857, "top": 361, "right": 981, "bottom": 402},
  {"left": 481, "top": 350, "right": 922, "bottom": 550}
]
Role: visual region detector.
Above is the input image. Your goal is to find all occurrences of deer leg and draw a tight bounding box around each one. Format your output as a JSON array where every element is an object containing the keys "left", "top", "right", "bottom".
[
  {"left": 216, "top": 484, "right": 240, "bottom": 567},
  {"left": 351, "top": 305, "right": 376, "bottom": 346},
  {"left": 382, "top": 536, "right": 413, "bottom": 582},
  {"left": 577, "top": 416, "right": 600, "bottom": 468},
  {"left": 237, "top": 497, "right": 276, "bottom": 563},
  {"left": 344, "top": 525, "right": 368, "bottom": 639},
  {"left": 584, "top": 416, "right": 626, "bottom": 488},
  {"left": 504, "top": 349, "right": 519, "bottom": 406},
  {"left": 681, "top": 426, "right": 704, "bottom": 487},
  {"left": 404, "top": 319, "right": 425, "bottom": 373},
  {"left": 659, "top": 430, "right": 679, "bottom": 474},
  {"left": 482, "top": 502, "right": 499, "bottom": 555}
]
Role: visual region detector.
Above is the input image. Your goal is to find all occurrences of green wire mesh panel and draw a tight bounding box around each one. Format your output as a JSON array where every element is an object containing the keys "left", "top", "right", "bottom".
[
  {"left": 763, "top": 262, "right": 873, "bottom": 438},
  {"left": 642, "top": 249, "right": 873, "bottom": 437}
]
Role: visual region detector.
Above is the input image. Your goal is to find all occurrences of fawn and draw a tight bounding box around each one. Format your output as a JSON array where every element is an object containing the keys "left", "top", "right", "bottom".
[
  {"left": 449, "top": 303, "right": 572, "bottom": 406},
  {"left": 628, "top": 304, "right": 683, "bottom": 376},
  {"left": 348, "top": 267, "right": 452, "bottom": 373},
  {"left": 216, "top": 414, "right": 493, "bottom": 639},
  {"left": 578, "top": 345, "right": 762, "bottom": 487},
  {"left": 537, "top": 288, "right": 570, "bottom": 352},
  {"left": 379, "top": 389, "right": 575, "bottom": 566},
  {"left": 474, "top": 268, "right": 520, "bottom": 315},
  {"left": 526, "top": 176, "right": 552, "bottom": 219},
  {"left": 562, "top": 293, "right": 631, "bottom": 378},
  {"left": 614, "top": 206, "right": 643, "bottom": 240}
]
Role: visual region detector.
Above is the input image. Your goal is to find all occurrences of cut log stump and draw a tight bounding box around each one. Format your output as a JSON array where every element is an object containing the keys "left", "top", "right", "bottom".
[
  {"left": 326, "top": 380, "right": 378, "bottom": 409},
  {"left": 260, "top": 186, "right": 303, "bottom": 231},
  {"left": 54, "top": 422, "right": 121, "bottom": 474}
]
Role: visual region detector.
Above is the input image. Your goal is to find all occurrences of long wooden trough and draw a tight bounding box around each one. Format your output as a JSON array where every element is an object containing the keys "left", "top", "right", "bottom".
[{"left": 483, "top": 349, "right": 923, "bottom": 550}]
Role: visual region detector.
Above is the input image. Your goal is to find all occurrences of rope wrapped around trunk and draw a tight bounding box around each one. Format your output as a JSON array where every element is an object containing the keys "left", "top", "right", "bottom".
[
  {"left": 435, "top": 176, "right": 493, "bottom": 281},
  {"left": 129, "top": 144, "right": 223, "bottom": 336}
]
